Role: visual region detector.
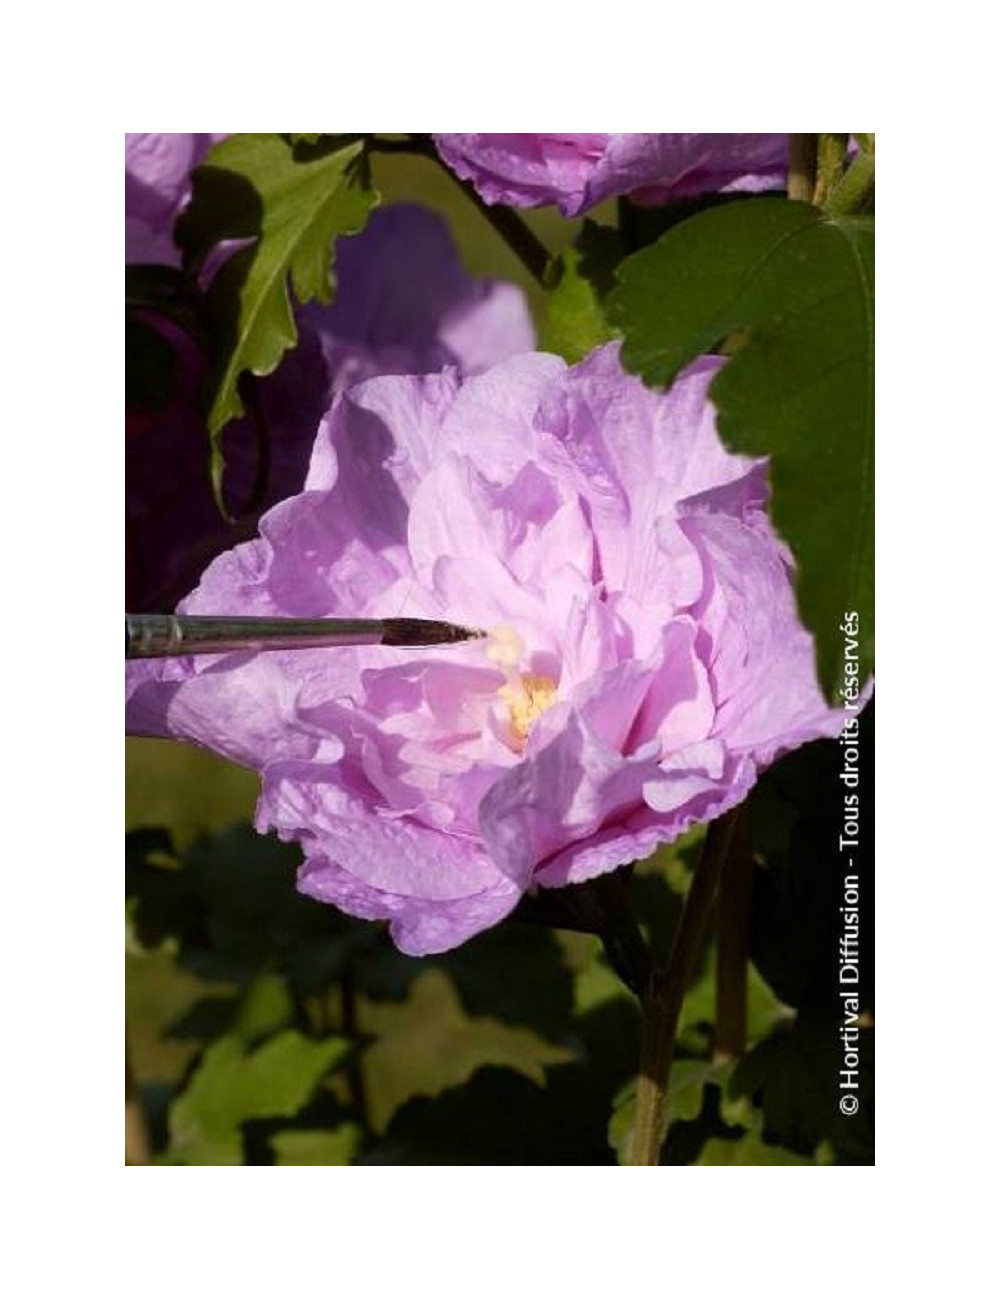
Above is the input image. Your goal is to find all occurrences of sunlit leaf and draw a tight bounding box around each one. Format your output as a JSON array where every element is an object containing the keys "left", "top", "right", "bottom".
[
  {"left": 167, "top": 1030, "right": 349, "bottom": 1165},
  {"left": 231, "top": 974, "right": 295, "bottom": 1044},
  {"left": 696, "top": 1128, "right": 820, "bottom": 1165},
  {"left": 177, "top": 133, "right": 378, "bottom": 505},
  {"left": 270, "top": 1125, "right": 361, "bottom": 1165},
  {"left": 360, "top": 970, "right": 574, "bottom": 1133},
  {"left": 609, "top": 197, "right": 874, "bottom": 698},
  {"left": 608, "top": 1060, "right": 733, "bottom": 1164},
  {"left": 678, "top": 949, "right": 794, "bottom": 1055},
  {"left": 126, "top": 949, "right": 236, "bottom": 1086},
  {"left": 540, "top": 221, "right": 622, "bottom": 362},
  {"left": 125, "top": 740, "right": 257, "bottom": 846}
]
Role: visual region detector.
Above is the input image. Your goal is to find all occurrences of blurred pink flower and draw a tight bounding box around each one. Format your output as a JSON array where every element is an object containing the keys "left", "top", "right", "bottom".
[
  {"left": 125, "top": 133, "right": 226, "bottom": 265},
  {"left": 433, "top": 134, "right": 787, "bottom": 217},
  {"left": 126, "top": 204, "right": 535, "bottom": 609}
]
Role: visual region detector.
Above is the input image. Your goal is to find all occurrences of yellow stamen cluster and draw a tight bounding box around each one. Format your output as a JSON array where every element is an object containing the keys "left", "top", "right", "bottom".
[
  {"left": 499, "top": 675, "right": 559, "bottom": 743},
  {"left": 485, "top": 624, "right": 558, "bottom": 748}
]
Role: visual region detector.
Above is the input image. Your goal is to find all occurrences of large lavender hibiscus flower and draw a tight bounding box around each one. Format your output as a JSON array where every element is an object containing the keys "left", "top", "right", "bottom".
[{"left": 127, "top": 344, "right": 849, "bottom": 955}]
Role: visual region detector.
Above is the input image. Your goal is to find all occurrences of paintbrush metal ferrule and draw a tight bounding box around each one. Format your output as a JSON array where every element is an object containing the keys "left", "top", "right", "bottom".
[{"left": 125, "top": 614, "right": 486, "bottom": 659}]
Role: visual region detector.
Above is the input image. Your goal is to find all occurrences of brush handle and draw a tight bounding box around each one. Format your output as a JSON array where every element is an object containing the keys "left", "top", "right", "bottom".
[
  {"left": 125, "top": 614, "right": 392, "bottom": 658},
  {"left": 125, "top": 614, "right": 482, "bottom": 658}
]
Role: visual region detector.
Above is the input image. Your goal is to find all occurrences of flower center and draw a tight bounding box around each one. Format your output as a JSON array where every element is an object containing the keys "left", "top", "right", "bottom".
[
  {"left": 499, "top": 674, "right": 558, "bottom": 744},
  {"left": 485, "top": 624, "right": 558, "bottom": 748}
]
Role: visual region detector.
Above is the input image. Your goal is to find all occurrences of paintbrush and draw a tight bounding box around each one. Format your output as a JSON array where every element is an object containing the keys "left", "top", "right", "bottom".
[{"left": 125, "top": 614, "right": 486, "bottom": 659}]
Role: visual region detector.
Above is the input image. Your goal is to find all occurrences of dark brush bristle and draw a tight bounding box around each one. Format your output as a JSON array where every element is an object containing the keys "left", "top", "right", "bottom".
[{"left": 381, "top": 618, "right": 486, "bottom": 647}]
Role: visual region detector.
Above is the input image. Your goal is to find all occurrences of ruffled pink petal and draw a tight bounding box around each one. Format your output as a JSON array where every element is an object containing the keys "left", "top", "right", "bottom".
[
  {"left": 479, "top": 711, "right": 663, "bottom": 886},
  {"left": 432, "top": 134, "right": 786, "bottom": 217},
  {"left": 297, "top": 851, "right": 521, "bottom": 957}
]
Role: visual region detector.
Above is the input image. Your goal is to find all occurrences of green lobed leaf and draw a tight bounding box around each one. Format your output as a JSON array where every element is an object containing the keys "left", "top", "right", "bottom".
[
  {"left": 368, "top": 1065, "right": 614, "bottom": 1165},
  {"left": 608, "top": 1059, "right": 733, "bottom": 1164},
  {"left": 362, "top": 941, "right": 640, "bottom": 1164},
  {"left": 166, "top": 1029, "right": 349, "bottom": 1165},
  {"left": 165, "top": 994, "right": 239, "bottom": 1044},
  {"left": 177, "top": 133, "right": 378, "bottom": 506},
  {"left": 126, "top": 822, "right": 375, "bottom": 992},
  {"left": 269, "top": 1125, "right": 362, "bottom": 1165},
  {"left": 125, "top": 739, "right": 258, "bottom": 846},
  {"left": 606, "top": 1079, "right": 637, "bottom": 1163},
  {"left": 748, "top": 705, "right": 874, "bottom": 1014},
  {"left": 639, "top": 827, "right": 704, "bottom": 902},
  {"left": 678, "top": 949, "right": 794, "bottom": 1055},
  {"left": 359, "top": 969, "right": 574, "bottom": 1133},
  {"left": 343, "top": 911, "right": 578, "bottom": 1030},
  {"left": 729, "top": 1013, "right": 874, "bottom": 1163},
  {"left": 230, "top": 974, "right": 295, "bottom": 1044},
  {"left": 437, "top": 923, "right": 575, "bottom": 1040},
  {"left": 126, "top": 947, "right": 236, "bottom": 1087},
  {"left": 696, "top": 1128, "right": 822, "bottom": 1165},
  {"left": 539, "top": 221, "right": 622, "bottom": 362},
  {"left": 608, "top": 197, "right": 874, "bottom": 699},
  {"left": 573, "top": 950, "right": 624, "bottom": 1016}
]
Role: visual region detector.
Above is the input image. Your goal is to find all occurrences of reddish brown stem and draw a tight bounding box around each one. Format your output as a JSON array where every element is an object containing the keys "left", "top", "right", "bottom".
[
  {"left": 787, "top": 135, "right": 818, "bottom": 202},
  {"left": 629, "top": 809, "right": 741, "bottom": 1165},
  {"left": 713, "top": 808, "right": 754, "bottom": 1063}
]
